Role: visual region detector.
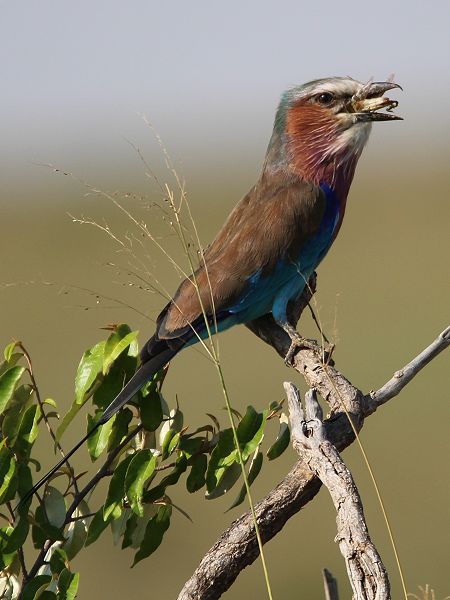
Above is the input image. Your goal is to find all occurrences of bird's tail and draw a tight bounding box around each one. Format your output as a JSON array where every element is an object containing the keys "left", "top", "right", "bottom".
[
  {"left": 98, "top": 347, "right": 175, "bottom": 425},
  {"left": 16, "top": 347, "right": 177, "bottom": 511}
]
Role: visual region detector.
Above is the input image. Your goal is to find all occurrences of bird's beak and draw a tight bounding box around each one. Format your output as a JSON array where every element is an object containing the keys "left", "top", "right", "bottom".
[{"left": 351, "top": 81, "right": 403, "bottom": 122}]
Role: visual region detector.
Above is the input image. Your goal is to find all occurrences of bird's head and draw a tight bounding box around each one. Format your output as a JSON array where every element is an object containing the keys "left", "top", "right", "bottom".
[{"left": 270, "top": 77, "right": 402, "bottom": 193}]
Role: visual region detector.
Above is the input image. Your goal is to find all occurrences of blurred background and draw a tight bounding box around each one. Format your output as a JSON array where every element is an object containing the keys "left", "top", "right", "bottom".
[{"left": 1, "top": 1, "right": 449, "bottom": 598}]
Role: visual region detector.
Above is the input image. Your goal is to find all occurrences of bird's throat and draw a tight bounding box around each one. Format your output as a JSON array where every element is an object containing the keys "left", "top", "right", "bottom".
[{"left": 284, "top": 104, "right": 365, "bottom": 199}]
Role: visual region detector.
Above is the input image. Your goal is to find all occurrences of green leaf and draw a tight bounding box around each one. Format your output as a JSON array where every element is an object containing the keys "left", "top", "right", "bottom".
[
  {"left": 159, "top": 408, "right": 183, "bottom": 449},
  {"left": 0, "top": 353, "right": 23, "bottom": 379},
  {"left": 3, "top": 342, "right": 18, "bottom": 363},
  {"left": 186, "top": 454, "right": 207, "bottom": 493},
  {"left": 227, "top": 449, "right": 264, "bottom": 511},
  {"left": 0, "top": 523, "right": 11, "bottom": 548},
  {"left": 28, "top": 458, "right": 42, "bottom": 472},
  {"left": 241, "top": 410, "right": 268, "bottom": 462},
  {"left": 14, "top": 404, "right": 41, "bottom": 459},
  {"left": 110, "top": 507, "right": 131, "bottom": 545},
  {"left": 125, "top": 450, "right": 157, "bottom": 517},
  {"left": 0, "top": 530, "right": 16, "bottom": 571},
  {"left": 236, "top": 407, "right": 267, "bottom": 461},
  {"left": 267, "top": 414, "right": 290, "bottom": 461},
  {"left": 2, "top": 384, "right": 34, "bottom": 445},
  {"left": 122, "top": 506, "right": 157, "bottom": 549},
  {"left": 178, "top": 435, "right": 205, "bottom": 457},
  {"left": 139, "top": 389, "right": 163, "bottom": 432},
  {"left": 1, "top": 516, "right": 29, "bottom": 554},
  {"left": 74, "top": 340, "right": 105, "bottom": 404},
  {"left": 0, "top": 447, "right": 17, "bottom": 504},
  {"left": 167, "top": 431, "right": 181, "bottom": 455},
  {"left": 107, "top": 407, "right": 133, "bottom": 451},
  {"left": 205, "top": 463, "right": 242, "bottom": 500},
  {"left": 50, "top": 547, "right": 68, "bottom": 575},
  {"left": 132, "top": 504, "right": 172, "bottom": 566},
  {"left": 21, "top": 575, "right": 52, "bottom": 600},
  {"left": 16, "top": 463, "right": 33, "bottom": 515},
  {"left": 237, "top": 406, "right": 260, "bottom": 441},
  {"left": 103, "top": 326, "right": 139, "bottom": 375},
  {"left": 43, "top": 398, "right": 58, "bottom": 408},
  {"left": 57, "top": 569, "right": 79, "bottom": 600},
  {"left": 31, "top": 505, "right": 65, "bottom": 549},
  {"left": 143, "top": 454, "right": 188, "bottom": 503},
  {"left": 160, "top": 428, "right": 177, "bottom": 460},
  {"left": 85, "top": 509, "right": 112, "bottom": 546},
  {"left": 0, "top": 366, "right": 25, "bottom": 415},
  {"left": 122, "top": 512, "right": 138, "bottom": 549},
  {"left": 93, "top": 353, "right": 137, "bottom": 411},
  {"left": 56, "top": 402, "right": 84, "bottom": 444},
  {"left": 43, "top": 486, "right": 66, "bottom": 528},
  {"left": 86, "top": 412, "right": 115, "bottom": 461},
  {"left": 205, "top": 428, "right": 237, "bottom": 493},
  {"left": 104, "top": 324, "right": 131, "bottom": 354},
  {"left": 63, "top": 518, "right": 86, "bottom": 561},
  {"left": 171, "top": 408, "right": 183, "bottom": 431},
  {"left": 103, "top": 454, "right": 134, "bottom": 521}
]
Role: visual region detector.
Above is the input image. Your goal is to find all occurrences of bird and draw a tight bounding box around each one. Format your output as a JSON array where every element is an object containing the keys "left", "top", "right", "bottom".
[{"left": 22, "top": 76, "right": 401, "bottom": 504}]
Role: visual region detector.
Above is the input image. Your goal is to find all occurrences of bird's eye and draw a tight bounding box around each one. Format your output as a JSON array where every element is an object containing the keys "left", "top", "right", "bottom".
[{"left": 316, "top": 92, "right": 335, "bottom": 105}]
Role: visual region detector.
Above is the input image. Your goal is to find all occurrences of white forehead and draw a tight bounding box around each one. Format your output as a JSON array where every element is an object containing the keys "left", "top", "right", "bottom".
[{"left": 288, "top": 77, "right": 363, "bottom": 101}]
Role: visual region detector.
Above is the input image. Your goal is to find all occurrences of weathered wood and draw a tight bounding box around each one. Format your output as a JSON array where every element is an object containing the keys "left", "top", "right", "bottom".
[
  {"left": 323, "top": 569, "right": 339, "bottom": 600},
  {"left": 178, "top": 276, "right": 449, "bottom": 600},
  {"left": 286, "top": 385, "right": 390, "bottom": 600},
  {"left": 365, "top": 325, "right": 450, "bottom": 413}
]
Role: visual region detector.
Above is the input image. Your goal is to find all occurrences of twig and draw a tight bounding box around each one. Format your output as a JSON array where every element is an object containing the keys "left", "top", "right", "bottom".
[
  {"left": 17, "top": 342, "right": 79, "bottom": 496},
  {"left": 285, "top": 385, "right": 390, "bottom": 600},
  {"left": 24, "top": 424, "right": 143, "bottom": 584},
  {"left": 323, "top": 569, "right": 339, "bottom": 600},
  {"left": 365, "top": 325, "right": 450, "bottom": 413},
  {"left": 66, "top": 423, "right": 143, "bottom": 521},
  {"left": 154, "top": 461, "right": 177, "bottom": 472},
  {"left": 67, "top": 512, "right": 96, "bottom": 523},
  {"left": 6, "top": 502, "right": 28, "bottom": 581}
]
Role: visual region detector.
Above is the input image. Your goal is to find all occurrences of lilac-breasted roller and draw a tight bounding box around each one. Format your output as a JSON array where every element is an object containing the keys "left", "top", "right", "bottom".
[{"left": 24, "top": 76, "right": 401, "bottom": 501}]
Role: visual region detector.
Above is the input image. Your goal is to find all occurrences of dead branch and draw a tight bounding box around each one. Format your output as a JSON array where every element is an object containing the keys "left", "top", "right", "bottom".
[
  {"left": 178, "top": 278, "right": 449, "bottom": 600},
  {"left": 365, "top": 325, "right": 450, "bottom": 414},
  {"left": 323, "top": 569, "right": 339, "bottom": 600},
  {"left": 286, "top": 384, "right": 390, "bottom": 600}
]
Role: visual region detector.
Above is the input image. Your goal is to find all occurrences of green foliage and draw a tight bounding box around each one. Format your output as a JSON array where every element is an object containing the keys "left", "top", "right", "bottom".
[
  {"left": 0, "top": 366, "right": 26, "bottom": 414},
  {"left": 0, "top": 325, "right": 291, "bottom": 598},
  {"left": 125, "top": 450, "right": 157, "bottom": 517},
  {"left": 266, "top": 412, "right": 290, "bottom": 460}
]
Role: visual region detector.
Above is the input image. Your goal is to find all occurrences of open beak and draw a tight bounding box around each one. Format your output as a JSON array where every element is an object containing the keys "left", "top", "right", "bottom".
[{"left": 351, "top": 81, "right": 403, "bottom": 122}]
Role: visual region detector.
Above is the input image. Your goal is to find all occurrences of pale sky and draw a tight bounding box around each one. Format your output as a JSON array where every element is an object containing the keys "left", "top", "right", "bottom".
[{"left": 1, "top": 0, "right": 449, "bottom": 191}]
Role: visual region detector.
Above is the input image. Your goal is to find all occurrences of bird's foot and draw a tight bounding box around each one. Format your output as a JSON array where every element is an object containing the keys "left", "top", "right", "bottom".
[{"left": 282, "top": 325, "right": 334, "bottom": 366}]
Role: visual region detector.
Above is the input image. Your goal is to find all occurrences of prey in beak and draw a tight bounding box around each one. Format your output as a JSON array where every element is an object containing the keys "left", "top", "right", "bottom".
[{"left": 351, "top": 81, "right": 403, "bottom": 122}]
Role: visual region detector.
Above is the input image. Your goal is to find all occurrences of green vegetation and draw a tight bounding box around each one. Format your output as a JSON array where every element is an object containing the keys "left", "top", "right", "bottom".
[{"left": 0, "top": 324, "right": 290, "bottom": 598}]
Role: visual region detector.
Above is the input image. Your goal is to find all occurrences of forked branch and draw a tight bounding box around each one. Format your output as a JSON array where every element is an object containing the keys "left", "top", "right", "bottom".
[
  {"left": 285, "top": 384, "right": 390, "bottom": 600},
  {"left": 178, "top": 277, "right": 449, "bottom": 600}
]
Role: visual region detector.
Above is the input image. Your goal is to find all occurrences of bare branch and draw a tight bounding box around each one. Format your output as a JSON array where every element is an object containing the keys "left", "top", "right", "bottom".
[
  {"left": 178, "top": 279, "right": 449, "bottom": 599},
  {"left": 286, "top": 385, "right": 390, "bottom": 600},
  {"left": 323, "top": 569, "right": 339, "bottom": 600},
  {"left": 365, "top": 325, "right": 450, "bottom": 413},
  {"left": 5, "top": 502, "right": 28, "bottom": 582},
  {"left": 24, "top": 424, "right": 144, "bottom": 583}
]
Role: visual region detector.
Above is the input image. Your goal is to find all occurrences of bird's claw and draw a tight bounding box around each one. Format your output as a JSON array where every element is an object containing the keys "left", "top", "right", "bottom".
[{"left": 284, "top": 332, "right": 334, "bottom": 366}]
